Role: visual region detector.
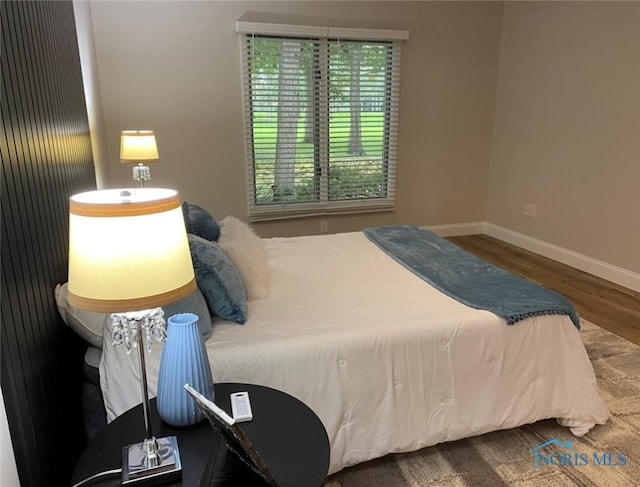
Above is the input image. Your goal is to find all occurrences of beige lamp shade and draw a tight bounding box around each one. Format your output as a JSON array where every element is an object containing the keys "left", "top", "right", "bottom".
[
  {"left": 67, "top": 188, "right": 196, "bottom": 313},
  {"left": 120, "top": 130, "right": 159, "bottom": 163}
]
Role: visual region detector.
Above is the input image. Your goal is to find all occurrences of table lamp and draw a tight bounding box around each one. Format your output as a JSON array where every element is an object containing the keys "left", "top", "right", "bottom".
[
  {"left": 120, "top": 130, "right": 159, "bottom": 187},
  {"left": 67, "top": 188, "right": 196, "bottom": 485}
]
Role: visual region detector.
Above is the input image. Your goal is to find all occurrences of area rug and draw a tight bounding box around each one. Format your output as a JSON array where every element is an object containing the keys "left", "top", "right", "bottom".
[{"left": 325, "top": 320, "right": 640, "bottom": 487}]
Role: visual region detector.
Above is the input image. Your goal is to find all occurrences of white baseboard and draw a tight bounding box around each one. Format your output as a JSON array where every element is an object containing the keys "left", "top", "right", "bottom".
[
  {"left": 484, "top": 223, "right": 640, "bottom": 293},
  {"left": 422, "top": 221, "right": 640, "bottom": 293},
  {"left": 424, "top": 222, "right": 486, "bottom": 238}
]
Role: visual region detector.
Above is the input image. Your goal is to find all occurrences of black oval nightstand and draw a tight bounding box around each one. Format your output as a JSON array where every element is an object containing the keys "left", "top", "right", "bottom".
[{"left": 72, "top": 383, "right": 330, "bottom": 487}]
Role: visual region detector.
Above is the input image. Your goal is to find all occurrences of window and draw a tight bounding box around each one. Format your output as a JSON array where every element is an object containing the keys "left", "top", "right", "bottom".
[{"left": 238, "top": 22, "right": 408, "bottom": 221}]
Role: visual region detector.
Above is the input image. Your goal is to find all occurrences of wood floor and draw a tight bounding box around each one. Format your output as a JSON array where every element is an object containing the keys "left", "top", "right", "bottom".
[{"left": 447, "top": 234, "right": 640, "bottom": 346}]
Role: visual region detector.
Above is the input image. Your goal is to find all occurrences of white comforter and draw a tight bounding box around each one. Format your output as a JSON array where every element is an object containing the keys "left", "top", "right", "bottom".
[{"left": 100, "top": 231, "right": 609, "bottom": 474}]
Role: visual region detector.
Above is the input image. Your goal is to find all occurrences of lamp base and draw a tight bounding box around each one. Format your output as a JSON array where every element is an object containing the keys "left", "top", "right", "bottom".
[
  {"left": 122, "top": 436, "right": 182, "bottom": 486},
  {"left": 133, "top": 163, "right": 151, "bottom": 188}
]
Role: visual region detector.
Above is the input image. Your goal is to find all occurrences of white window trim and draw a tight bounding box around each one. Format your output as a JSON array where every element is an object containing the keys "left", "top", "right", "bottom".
[
  {"left": 235, "top": 20, "right": 410, "bottom": 41},
  {"left": 238, "top": 18, "right": 408, "bottom": 222}
]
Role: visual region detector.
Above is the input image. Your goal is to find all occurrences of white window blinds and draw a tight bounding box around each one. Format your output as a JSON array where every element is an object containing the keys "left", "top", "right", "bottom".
[{"left": 239, "top": 23, "right": 407, "bottom": 220}]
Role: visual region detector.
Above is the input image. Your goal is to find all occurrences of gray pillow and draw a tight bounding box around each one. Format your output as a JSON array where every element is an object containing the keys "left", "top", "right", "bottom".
[
  {"left": 188, "top": 234, "right": 248, "bottom": 324},
  {"left": 182, "top": 202, "right": 220, "bottom": 241},
  {"left": 163, "top": 289, "right": 214, "bottom": 338},
  {"left": 55, "top": 283, "right": 213, "bottom": 348}
]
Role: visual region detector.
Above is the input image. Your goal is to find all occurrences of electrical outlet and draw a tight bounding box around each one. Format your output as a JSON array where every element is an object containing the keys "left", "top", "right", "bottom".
[
  {"left": 320, "top": 219, "right": 328, "bottom": 233},
  {"left": 523, "top": 203, "right": 530, "bottom": 216},
  {"left": 530, "top": 204, "right": 537, "bottom": 218}
]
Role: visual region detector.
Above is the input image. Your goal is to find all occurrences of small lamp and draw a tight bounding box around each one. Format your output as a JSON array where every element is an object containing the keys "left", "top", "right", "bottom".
[
  {"left": 120, "top": 130, "right": 159, "bottom": 187},
  {"left": 67, "top": 188, "right": 196, "bottom": 485}
]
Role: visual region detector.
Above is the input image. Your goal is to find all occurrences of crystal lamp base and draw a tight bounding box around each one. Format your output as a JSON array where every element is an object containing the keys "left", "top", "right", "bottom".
[{"left": 122, "top": 435, "right": 182, "bottom": 486}]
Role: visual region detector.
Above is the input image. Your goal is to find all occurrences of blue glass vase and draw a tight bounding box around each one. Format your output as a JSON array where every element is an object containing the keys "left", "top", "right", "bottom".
[{"left": 156, "top": 313, "right": 214, "bottom": 427}]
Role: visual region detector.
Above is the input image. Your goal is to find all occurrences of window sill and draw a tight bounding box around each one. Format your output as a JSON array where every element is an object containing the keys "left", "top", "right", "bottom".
[{"left": 248, "top": 201, "right": 395, "bottom": 223}]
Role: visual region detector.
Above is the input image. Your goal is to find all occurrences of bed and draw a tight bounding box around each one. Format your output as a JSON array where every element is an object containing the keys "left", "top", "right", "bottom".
[{"left": 72, "top": 219, "right": 608, "bottom": 476}]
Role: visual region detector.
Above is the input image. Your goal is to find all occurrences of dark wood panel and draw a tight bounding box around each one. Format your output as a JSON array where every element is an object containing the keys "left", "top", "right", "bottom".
[
  {"left": 448, "top": 234, "right": 640, "bottom": 345},
  {"left": 1, "top": 1, "right": 97, "bottom": 485}
]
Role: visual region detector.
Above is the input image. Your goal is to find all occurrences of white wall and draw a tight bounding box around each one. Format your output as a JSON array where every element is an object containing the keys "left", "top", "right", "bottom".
[
  {"left": 0, "top": 388, "right": 20, "bottom": 487},
  {"left": 87, "top": 1, "right": 503, "bottom": 237},
  {"left": 488, "top": 2, "right": 640, "bottom": 273},
  {"left": 74, "top": 0, "right": 108, "bottom": 188}
]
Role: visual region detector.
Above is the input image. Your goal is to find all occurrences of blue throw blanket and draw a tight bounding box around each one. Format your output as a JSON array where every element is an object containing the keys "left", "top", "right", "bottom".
[{"left": 363, "top": 225, "right": 580, "bottom": 329}]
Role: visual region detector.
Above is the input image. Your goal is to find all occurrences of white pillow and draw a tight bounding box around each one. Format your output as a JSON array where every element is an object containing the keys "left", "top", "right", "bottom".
[
  {"left": 55, "top": 282, "right": 107, "bottom": 348},
  {"left": 217, "top": 216, "right": 269, "bottom": 300}
]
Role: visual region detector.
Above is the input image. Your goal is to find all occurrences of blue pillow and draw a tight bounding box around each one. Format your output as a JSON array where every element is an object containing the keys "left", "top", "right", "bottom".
[
  {"left": 188, "top": 234, "right": 247, "bottom": 324},
  {"left": 163, "top": 288, "right": 213, "bottom": 340},
  {"left": 182, "top": 202, "right": 220, "bottom": 241}
]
